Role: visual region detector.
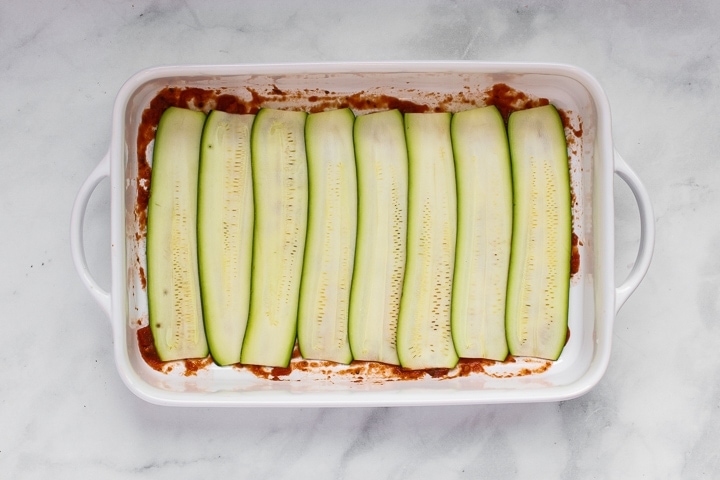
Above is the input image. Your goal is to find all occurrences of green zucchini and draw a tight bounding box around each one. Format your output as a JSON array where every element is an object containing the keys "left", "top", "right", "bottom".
[
  {"left": 348, "top": 109, "right": 408, "bottom": 365},
  {"left": 450, "top": 106, "right": 512, "bottom": 361},
  {"left": 396, "top": 112, "right": 459, "bottom": 370},
  {"left": 505, "top": 104, "right": 571, "bottom": 361},
  {"left": 147, "top": 106, "right": 209, "bottom": 362},
  {"left": 297, "top": 108, "right": 357, "bottom": 364},
  {"left": 198, "top": 110, "right": 255, "bottom": 366},
  {"left": 240, "top": 108, "right": 309, "bottom": 368}
]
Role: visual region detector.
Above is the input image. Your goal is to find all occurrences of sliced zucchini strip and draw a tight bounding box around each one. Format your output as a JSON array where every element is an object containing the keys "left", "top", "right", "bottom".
[
  {"left": 241, "top": 108, "right": 309, "bottom": 368},
  {"left": 348, "top": 109, "right": 408, "bottom": 365},
  {"left": 450, "top": 106, "right": 512, "bottom": 361},
  {"left": 396, "top": 112, "right": 459, "bottom": 370},
  {"left": 198, "top": 111, "right": 255, "bottom": 366},
  {"left": 147, "top": 106, "right": 209, "bottom": 362},
  {"left": 297, "top": 108, "right": 357, "bottom": 364},
  {"left": 505, "top": 104, "right": 571, "bottom": 361}
]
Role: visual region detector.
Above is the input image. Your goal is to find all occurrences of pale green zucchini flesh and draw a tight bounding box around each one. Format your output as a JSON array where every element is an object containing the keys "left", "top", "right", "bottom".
[
  {"left": 297, "top": 108, "right": 357, "bottom": 364},
  {"left": 147, "top": 106, "right": 209, "bottom": 362},
  {"left": 240, "top": 108, "right": 309, "bottom": 368},
  {"left": 450, "top": 106, "right": 512, "bottom": 361},
  {"left": 348, "top": 109, "right": 408, "bottom": 365},
  {"left": 197, "top": 110, "right": 255, "bottom": 366},
  {"left": 396, "top": 112, "right": 459, "bottom": 370},
  {"left": 505, "top": 104, "right": 571, "bottom": 361},
  {"left": 145, "top": 101, "right": 573, "bottom": 368}
]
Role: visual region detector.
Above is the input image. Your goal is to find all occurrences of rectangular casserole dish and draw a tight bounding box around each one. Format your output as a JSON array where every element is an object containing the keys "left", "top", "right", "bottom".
[{"left": 71, "top": 62, "right": 654, "bottom": 407}]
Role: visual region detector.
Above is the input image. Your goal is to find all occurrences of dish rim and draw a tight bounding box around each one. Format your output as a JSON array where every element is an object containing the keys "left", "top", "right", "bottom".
[{"left": 96, "top": 61, "right": 623, "bottom": 406}]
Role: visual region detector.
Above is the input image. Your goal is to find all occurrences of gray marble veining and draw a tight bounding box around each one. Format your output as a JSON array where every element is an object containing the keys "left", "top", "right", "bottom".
[{"left": 2, "top": 0, "right": 719, "bottom": 478}]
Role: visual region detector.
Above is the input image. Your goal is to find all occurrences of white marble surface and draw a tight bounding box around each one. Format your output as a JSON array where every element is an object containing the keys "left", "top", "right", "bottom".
[{"left": 1, "top": 0, "right": 718, "bottom": 477}]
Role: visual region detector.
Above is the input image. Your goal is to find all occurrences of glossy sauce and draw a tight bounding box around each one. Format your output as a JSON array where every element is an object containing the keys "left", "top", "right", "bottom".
[{"left": 137, "top": 326, "right": 213, "bottom": 376}]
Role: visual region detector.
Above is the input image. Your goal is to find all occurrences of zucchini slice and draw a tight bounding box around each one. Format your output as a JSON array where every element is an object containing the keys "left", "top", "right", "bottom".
[
  {"left": 297, "top": 108, "right": 357, "bottom": 364},
  {"left": 348, "top": 109, "right": 408, "bottom": 365},
  {"left": 450, "top": 106, "right": 512, "bottom": 361},
  {"left": 147, "top": 106, "right": 209, "bottom": 361},
  {"left": 240, "top": 108, "right": 309, "bottom": 368},
  {"left": 198, "top": 111, "right": 255, "bottom": 366},
  {"left": 505, "top": 104, "right": 571, "bottom": 361},
  {"left": 396, "top": 112, "right": 459, "bottom": 370}
]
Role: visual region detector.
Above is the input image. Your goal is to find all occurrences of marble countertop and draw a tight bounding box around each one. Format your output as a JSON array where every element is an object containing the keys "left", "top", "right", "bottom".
[{"left": 2, "top": 0, "right": 718, "bottom": 477}]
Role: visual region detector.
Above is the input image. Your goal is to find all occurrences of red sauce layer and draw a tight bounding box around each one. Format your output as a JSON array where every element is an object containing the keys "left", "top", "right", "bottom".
[
  {"left": 137, "top": 326, "right": 213, "bottom": 376},
  {"left": 133, "top": 81, "right": 582, "bottom": 380}
]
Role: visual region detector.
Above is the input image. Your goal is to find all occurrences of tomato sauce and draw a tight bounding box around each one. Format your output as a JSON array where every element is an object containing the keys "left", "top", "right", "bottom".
[{"left": 133, "top": 81, "right": 581, "bottom": 380}]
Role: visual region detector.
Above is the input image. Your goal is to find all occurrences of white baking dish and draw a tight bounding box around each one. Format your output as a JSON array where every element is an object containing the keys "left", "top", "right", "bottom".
[{"left": 70, "top": 62, "right": 654, "bottom": 407}]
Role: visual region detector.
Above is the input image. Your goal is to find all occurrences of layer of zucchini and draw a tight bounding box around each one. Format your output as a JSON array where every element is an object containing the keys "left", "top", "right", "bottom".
[
  {"left": 197, "top": 110, "right": 255, "bottom": 366},
  {"left": 505, "top": 104, "right": 571, "bottom": 361},
  {"left": 396, "top": 112, "right": 459, "bottom": 370},
  {"left": 147, "top": 106, "right": 209, "bottom": 361},
  {"left": 240, "top": 108, "right": 309, "bottom": 368},
  {"left": 297, "top": 108, "right": 357, "bottom": 364},
  {"left": 348, "top": 109, "right": 408, "bottom": 365},
  {"left": 144, "top": 102, "right": 573, "bottom": 369},
  {"left": 450, "top": 106, "right": 512, "bottom": 361}
]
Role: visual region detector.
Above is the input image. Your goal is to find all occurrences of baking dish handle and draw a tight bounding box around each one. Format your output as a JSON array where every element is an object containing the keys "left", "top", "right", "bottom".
[
  {"left": 613, "top": 150, "right": 655, "bottom": 314},
  {"left": 70, "top": 152, "right": 112, "bottom": 317}
]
